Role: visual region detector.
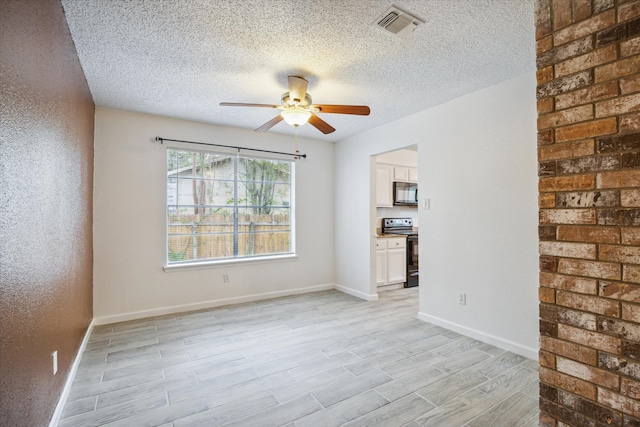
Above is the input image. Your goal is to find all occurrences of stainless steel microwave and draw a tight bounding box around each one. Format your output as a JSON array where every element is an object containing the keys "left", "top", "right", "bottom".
[{"left": 393, "top": 182, "right": 418, "bottom": 206}]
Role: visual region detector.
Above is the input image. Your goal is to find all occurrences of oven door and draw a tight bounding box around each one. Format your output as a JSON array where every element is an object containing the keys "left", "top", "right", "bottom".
[{"left": 406, "top": 235, "right": 419, "bottom": 287}]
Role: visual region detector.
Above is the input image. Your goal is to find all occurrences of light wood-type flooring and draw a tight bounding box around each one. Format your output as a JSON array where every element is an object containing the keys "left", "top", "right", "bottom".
[{"left": 59, "top": 287, "right": 539, "bottom": 426}]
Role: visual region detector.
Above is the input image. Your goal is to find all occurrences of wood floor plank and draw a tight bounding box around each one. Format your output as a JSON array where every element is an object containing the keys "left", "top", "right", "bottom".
[{"left": 59, "top": 288, "right": 539, "bottom": 426}]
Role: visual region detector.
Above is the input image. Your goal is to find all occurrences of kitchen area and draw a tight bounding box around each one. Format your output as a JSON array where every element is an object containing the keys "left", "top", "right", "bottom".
[{"left": 374, "top": 147, "right": 419, "bottom": 292}]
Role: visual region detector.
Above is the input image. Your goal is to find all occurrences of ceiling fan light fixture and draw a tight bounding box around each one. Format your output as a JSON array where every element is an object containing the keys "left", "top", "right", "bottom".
[{"left": 281, "top": 107, "right": 311, "bottom": 127}]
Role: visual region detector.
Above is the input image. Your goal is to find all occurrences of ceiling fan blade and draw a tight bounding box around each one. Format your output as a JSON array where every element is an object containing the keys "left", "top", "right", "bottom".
[
  {"left": 220, "top": 102, "right": 279, "bottom": 108},
  {"left": 288, "top": 76, "right": 308, "bottom": 103},
  {"left": 255, "top": 115, "right": 283, "bottom": 132},
  {"left": 312, "top": 105, "right": 370, "bottom": 115},
  {"left": 308, "top": 113, "right": 336, "bottom": 134}
]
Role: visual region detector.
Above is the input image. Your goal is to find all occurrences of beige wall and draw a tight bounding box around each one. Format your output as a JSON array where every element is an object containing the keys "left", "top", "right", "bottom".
[{"left": 0, "top": 1, "right": 94, "bottom": 425}]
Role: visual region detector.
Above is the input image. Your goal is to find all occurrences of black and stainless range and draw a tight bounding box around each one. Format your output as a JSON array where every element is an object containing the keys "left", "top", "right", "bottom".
[{"left": 382, "top": 218, "right": 419, "bottom": 288}]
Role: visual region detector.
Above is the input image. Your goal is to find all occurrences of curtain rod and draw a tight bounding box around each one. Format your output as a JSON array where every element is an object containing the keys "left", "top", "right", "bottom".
[{"left": 154, "top": 137, "right": 306, "bottom": 159}]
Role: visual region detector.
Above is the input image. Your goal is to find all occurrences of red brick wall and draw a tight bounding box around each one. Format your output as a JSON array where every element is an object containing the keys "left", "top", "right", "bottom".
[{"left": 535, "top": 0, "right": 640, "bottom": 425}]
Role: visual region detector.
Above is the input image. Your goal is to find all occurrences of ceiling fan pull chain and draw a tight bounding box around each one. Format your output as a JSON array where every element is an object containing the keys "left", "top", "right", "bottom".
[{"left": 294, "top": 126, "right": 300, "bottom": 159}]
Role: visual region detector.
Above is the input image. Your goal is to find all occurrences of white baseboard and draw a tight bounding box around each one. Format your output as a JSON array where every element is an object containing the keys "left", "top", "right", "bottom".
[
  {"left": 333, "top": 284, "right": 379, "bottom": 301},
  {"left": 93, "top": 284, "right": 335, "bottom": 325},
  {"left": 49, "top": 318, "right": 95, "bottom": 427},
  {"left": 418, "top": 312, "right": 538, "bottom": 360}
]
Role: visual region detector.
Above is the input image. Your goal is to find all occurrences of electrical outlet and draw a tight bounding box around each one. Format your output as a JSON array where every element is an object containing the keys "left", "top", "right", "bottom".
[
  {"left": 458, "top": 293, "right": 466, "bottom": 305},
  {"left": 223, "top": 273, "right": 230, "bottom": 283},
  {"left": 52, "top": 351, "right": 58, "bottom": 375}
]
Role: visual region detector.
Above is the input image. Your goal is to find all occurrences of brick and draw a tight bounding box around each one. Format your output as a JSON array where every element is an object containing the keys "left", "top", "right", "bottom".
[
  {"left": 541, "top": 286, "right": 557, "bottom": 304},
  {"left": 620, "top": 75, "right": 640, "bottom": 95},
  {"left": 621, "top": 377, "right": 640, "bottom": 399},
  {"left": 598, "top": 23, "right": 629, "bottom": 46},
  {"left": 540, "top": 225, "right": 558, "bottom": 240},
  {"left": 553, "top": 0, "right": 573, "bottom": 30},
  {"left": 540, "top": 335, "right": 598, "bottom": 365},
  {"left": 540, "top": 208, "right": 596, "bottom": 224},
  {"left": 540, "top": 139, "right": 594, "bottom": 161},
  {"left": 557, "top": 225, "right": 620, "bottom": 243},
  {"left": 596, "top": 92, "right": 640, "bottom": 118},
  {"left": 540, "top": 365, "right": 597, "bottom": 400},
  {"left": 538, "top": 104, "right": 594, "bottom": 129},
  {"left": 600, "top": 352, "right": 640, "bottom": 380},
  {"left": 598, "top": 388, "right": 640, "bottom": 416},
  {"left": 556, "top": 118, "right": 617, "bottom": 142},
  {"left": 599, "top": 244, "right": 640, "bottom": 264},
  {"left": 541, "top": 193, "right": 557, "bottom": 208},
  {"left": 541, "top": 255, "right": 559, "bottom": 272},
  {"left": 540, "top": 271, "right": 598, "bottom": 293},
  {"left": 536, "top": 0, "right": 553, "bottom": 39},
  {"left": 573, "top": 0, "right": 592, "bottom": 21},
  {"left": 556, "top": 155, "right": 619, "bottom": 174},
  {"left": 595, "top": 55, "right": 640, "bottom": 83},
  {"left": 541, "top": 399, "right": 597, "bottom": 427},
  {"left": 598, "top": 209, "right": 640, "bottom": 226},
  {"left": 623, "top": 414, "right": 640, "bottom": 427},
  {"left": 619, "top": 1, "right": 640, "bottom": 22},
  {"left": 554, "top": 9, "right": 616, "bottom": 45},
  {"left": 557, "top": 357, "right": 620, "bottom": 389},
  {"left": 558, "top": 258, "right": 621, "bottom": 279},
  {"left": 600, "top": 280, "right": 640, "bottom": 300},
  {"left": 555, "top": 45, "right": 618, "bottom": 78},
  {"left": 558, "top": 390, "right": 623, "bottom": 426},
  {"left": 539, "top": 97, "right": 555, "bottom": 115},
  {"left": 540, "top": 161, "right": 557, "bottom": 177},
  {"left": 555, "top": 81, "right": 618, "bottom": 110},
  {"left": 623, "top": 262, "right": 640, "bottom": 280},
  {"left": 540, "top": 381, "right": 559, "bottom": 403},
  {"left": 598, "top": 132, "right": 640, "bottom": 153},
  {"left": 621, "top": 112, "right": 640, "bottom": 132},
  {"left": 622, "top": 227, "right": 640, "bottom": 244},
  {"left": 557, "top": 190, "right": 620, "bottom": 207},
  {"left": 540, "top": 349, "right": 557, "bottom": 369},
  {"left": 538, "top": 35, "right": 554, "bottom": 54},
  {"left": 558, "top": 306, "right": 598, "bottom": 330},
  {"left": 538, "top": 35, "right": 594, "bottom": 68},
  {"left": 539, "top": 129, "right": 556, "bottom": 146},
  {"left": 538, "top": 66, "right": 555, "bottom": 84},
  {"left": 559, "top": 323, "right": 621, "bottom": 353},
  {"left": 594, "top": 0, "right": 614, "bottom": 14},
  {"left": 630, "top": 17, "right": 640, "bottom": 38},
  {"left": 558, "top": 291, "right": 620, "bottom": 316},
  {"left": 540, "top": 241, "right": 597, "bottom": 258},
  {"left": 537, "top": 70, "right": 593, "bottom": 100},
  {"left": 540, "top": 174, "right": 595, "bottom": 191},
  {"left": 542, "top": 317, "right": 559, "bottom": 336},
  {"left": 621, "top": 36, "right": 640, "bottom": 57},
  {"left": 622, "top": 340, "right": 640, "bottom": 360},
  {"left": 621, "top": 152, "right": 640, "bottom": 168},
  {"left": 599, "top": 317, "right": 640, "bottom": 341},
  {"left": 597, "top": 170, "right": 640, "bottom": 188},
  {"left": 622, "top": 303, "right": 640, "bottom": 323}
]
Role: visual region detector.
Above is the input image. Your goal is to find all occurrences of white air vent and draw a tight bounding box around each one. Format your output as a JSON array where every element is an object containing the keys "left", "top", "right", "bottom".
[{"left": 373, "top": 6, "right": 425, "bottom": 38}]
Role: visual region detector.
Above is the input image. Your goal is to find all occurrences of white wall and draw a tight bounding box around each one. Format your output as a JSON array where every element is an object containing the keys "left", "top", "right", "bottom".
[
  {"left": 93, "top": 108, "right": 335, "bottom": 322},
  {"left": 334, "top": 72, "right": 539, "bottom": 358}
]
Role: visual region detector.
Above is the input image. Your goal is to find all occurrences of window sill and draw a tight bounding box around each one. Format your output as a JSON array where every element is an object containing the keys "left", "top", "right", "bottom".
[{"left": 163, "top": 254, "right": 298, "bottom": 272}]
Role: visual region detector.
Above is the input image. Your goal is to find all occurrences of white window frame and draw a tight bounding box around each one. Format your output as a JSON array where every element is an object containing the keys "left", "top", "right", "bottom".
[{"left": 163, "top": 145, "right": 296, "bottom": 271}]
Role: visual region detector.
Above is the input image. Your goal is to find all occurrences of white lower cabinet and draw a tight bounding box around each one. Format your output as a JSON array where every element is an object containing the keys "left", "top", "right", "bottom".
[{"left": 376, "top": 237, "right": 406, "bottom": 287}]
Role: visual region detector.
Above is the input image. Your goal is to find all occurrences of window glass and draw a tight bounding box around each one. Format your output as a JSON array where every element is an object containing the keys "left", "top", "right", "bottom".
[{"left": 167, "top": 148, "right": 293, "bottom": 264}]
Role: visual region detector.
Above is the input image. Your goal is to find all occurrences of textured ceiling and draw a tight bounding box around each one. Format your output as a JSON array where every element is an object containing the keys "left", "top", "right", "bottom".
[{"left": 61, "top": 0, "right": 535, "bottom": 142}]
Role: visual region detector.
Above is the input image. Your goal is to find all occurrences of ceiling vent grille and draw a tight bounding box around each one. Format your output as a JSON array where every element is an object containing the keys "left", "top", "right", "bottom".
[{"left": 373, "top": 6, "right": 425, "bottom": 38}]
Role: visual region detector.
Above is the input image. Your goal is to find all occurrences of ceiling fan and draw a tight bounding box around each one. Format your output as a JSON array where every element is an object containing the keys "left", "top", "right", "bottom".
[{"left": 220, "top": 76, "right": 370, "bottom": 134}]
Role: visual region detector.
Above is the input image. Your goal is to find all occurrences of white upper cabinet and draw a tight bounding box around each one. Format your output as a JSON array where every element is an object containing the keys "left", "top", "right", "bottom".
[
  {"left": 376, "top": 164, "right": 393, "bottom": 207},
  {"left": 409, "top": 167, "right": 418, "bottom": 182}
]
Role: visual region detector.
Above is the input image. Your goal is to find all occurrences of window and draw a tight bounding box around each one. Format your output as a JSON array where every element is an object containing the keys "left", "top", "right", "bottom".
[{"left": 166, "top": 148, "right": 293, "bottom": 265}]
